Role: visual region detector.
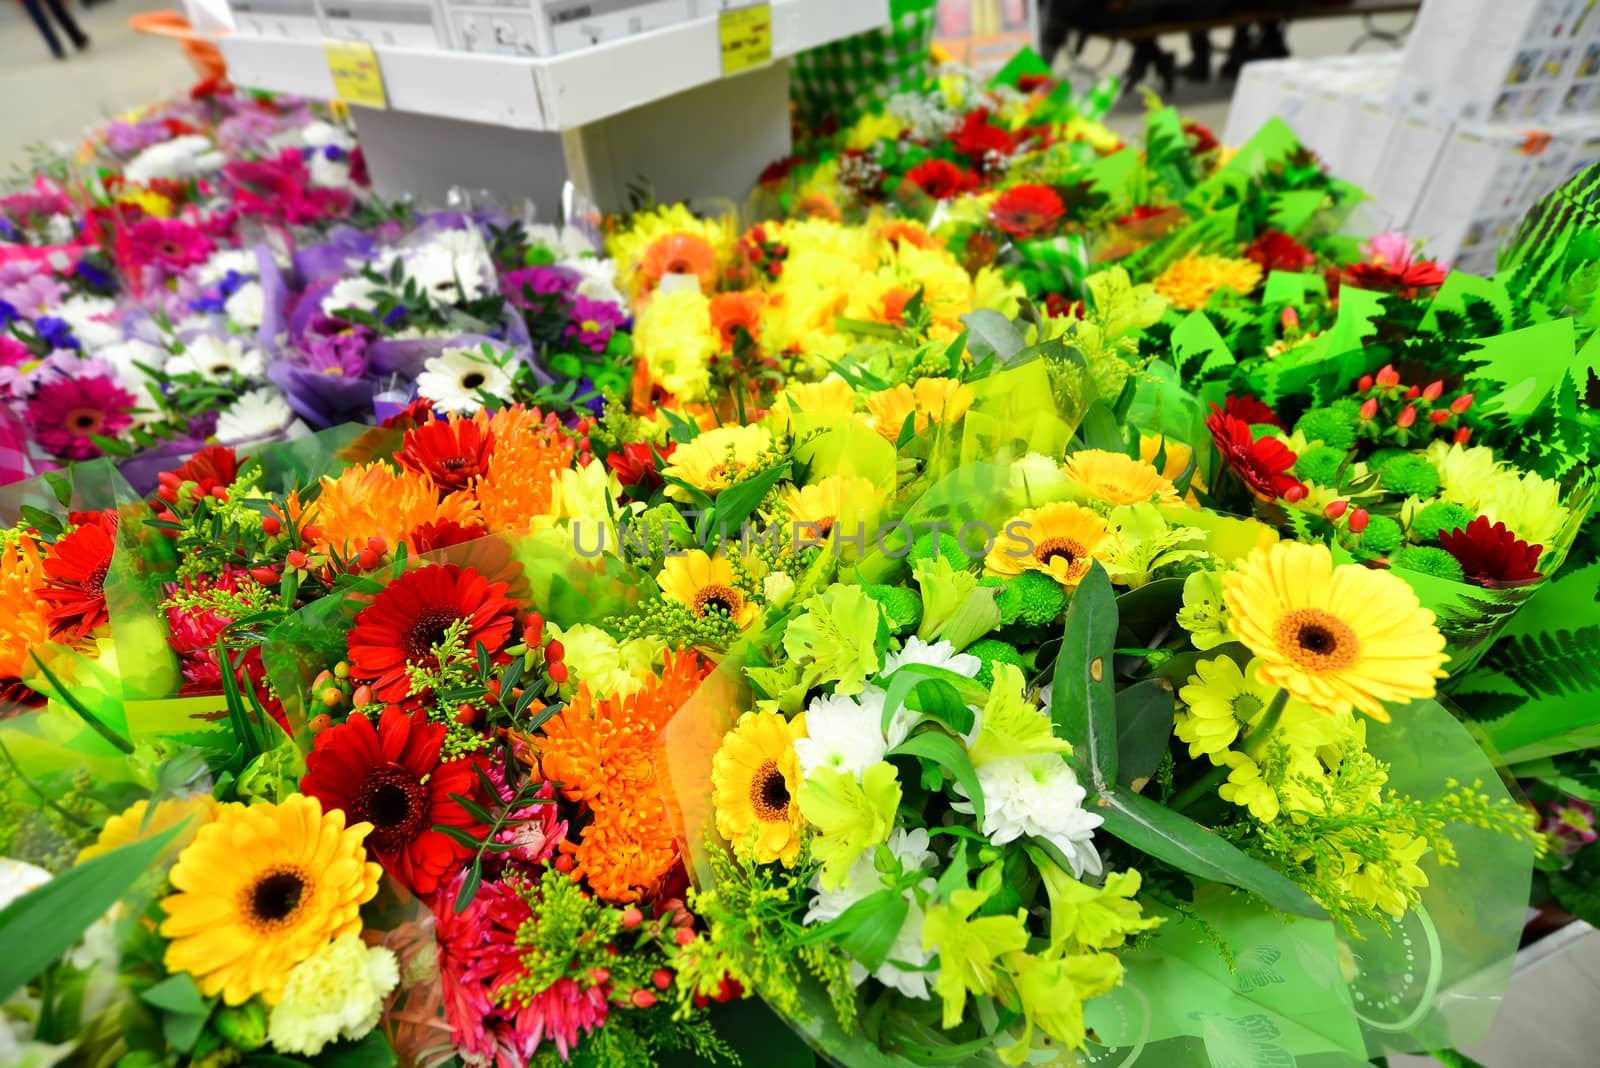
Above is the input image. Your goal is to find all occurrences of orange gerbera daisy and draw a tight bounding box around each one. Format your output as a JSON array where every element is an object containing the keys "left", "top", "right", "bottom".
[
  {"left": 640, "top": 233, "right": 718, "bottom": 294},
  {"left": 0, "top": 536, "right": 50, "bottom": 710},
  {"left": 308, "top": 463, "right": 480, "bottom": 558},
  {"left": 473, "top": 406, "right": 576, "bottom": 534},
  {"left": 708, "top": 291, "right": 766, "bottom": 350},
  {"left": 530, "top": 650, "right": 710, "bottom": 903},
  {"left": 877, "top": 220, "right": 940, "bottom": 251}
]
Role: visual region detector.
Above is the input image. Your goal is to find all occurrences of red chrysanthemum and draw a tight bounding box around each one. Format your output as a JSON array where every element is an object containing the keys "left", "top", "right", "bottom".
[
  {"left": 1438, "top": 516, "right": 1543, "bottom": 584},
  {"left": 1244, "top": 230, "right": 1315, "bottom": 274},
  {"left": 157, "top": 445, "right": 240, "bottom": 505},
  {"left": 905, "top": 159, "right": 975, "bottom": 200},
  {"left": 1223, "top": 393, "right": 1286, "bottom": 429},
  {"left": 989, "top": 184, "right": 1066, "bottom": 240},
  {"left": 25, "top": 376, "right": 137, "bottom": 461},
  {"left": 302, "top": 705, "right": 485, "bottom": 895},
  {"left": 39, "top": 512, "right": 118, "bottom": 641},
  {"left": 347, "top": 564, "right": 516, "bottom": 702},
  {"left": 1205, "top": 405, "right": 1303, "bottom": 500},
  {"left": 950, "top": 108, "right": 1014, "bottom": 161},
  {"left": 396, "top": 416, "right": 496, "bottom": 493}
]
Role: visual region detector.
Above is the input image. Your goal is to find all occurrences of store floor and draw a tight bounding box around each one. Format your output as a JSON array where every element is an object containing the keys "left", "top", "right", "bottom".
[{"left": 0, "top": 0, "right": 194, "bottom": 174}]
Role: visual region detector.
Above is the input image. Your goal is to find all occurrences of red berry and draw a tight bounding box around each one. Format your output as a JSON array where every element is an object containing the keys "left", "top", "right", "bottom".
[
  {"left": 1454, "top": 426, "right": 1472, "bottom": 444},
  {"left": 1396, "top": 405, "right": 1417, "bottom": 428},
  {"left": 674, "top": 927, "right": 696, "bottom": 946},
  {"left": 652, "top": 969, "right": 672, "bottom": 990},
  {"left": 308, "top": 713, "right": 332, "bottom": 734},
  {"left": 554, "top": 853, "right": 575, "bottom": 873},
  {"left": 352, "top": 684, "right": 373, "bottom": 706},
  {"left": 1359, "top": 397, "right": 1378, "bottom": 420},
  {"left": 1422, "top": 380, "right": 1444, "bottom": 401},
  {"left": 454, "top": 703, "right": 478, "bottom": 726},
  {"left": 548, "top": 661, "right": 569, "bottom": 684},
  {"left": 545, "top": 639, "right": 565, "bottom": 662},
  {"left": 300, "top": 524, "right": 323, "bottom": 543},
  {"left": 1430, "top": 409, "right": 1450, "bottom": 424},
  {"left": 630, "top": 989, "right": 657, "bottom": 1009},
  {"left": 1357, "top": 374, "right": 1374, "bottom": 392},
  {"left": 249, "top": 566, "right": 280, "bottom": 585},
  {"left": 366, "top": 536, "right": 387, "bottom": 555},
  {"left": 1323, "top": 500, "right": 1348, "bottom": 520},
  {"left": 1349, "top": 508, "right": 1370, "bottom": 533},
  {"left": 286, "top": 549, "right": 308, "bottom": 569},
  {"left": 621, "top": 906, "right": 644, "bottom": 929},
  {"left": 357, "top": 548, "right": 381, "bottom": 571},
  {"left": 261, "top": 515, "right": 282, "bottom": 536},
  {"left": 1450, "top": 392, "right": 1474, "bottom": 414},
  {"left": 1282, "top": 483, "right": 1308, "bottom": 503}
]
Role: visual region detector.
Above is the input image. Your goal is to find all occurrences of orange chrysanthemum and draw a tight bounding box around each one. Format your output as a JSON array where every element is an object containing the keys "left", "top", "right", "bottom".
[
  {"left": 708, "top": 291, "right": 766, "bottom": 350},
  {"left": 0, "top": 536, "right": 50, "bottom": 709},
  {"left": 1152, "top": 253, "right": 1264, "bottom": 310},
  {"left": 308, "top": 463, "right": 481, "bottom": 557},
  {"left": 640, "top": 233, "right": 718, "bottom": 294},
  {"left": 530, "top": 651, "right": 710, "bottom": 903},
  {"left": 877, "top": 220, "right": 940, "bottom": 251},
  {"left": 473, "top": 406, "right": 576, "bottom": 534}
]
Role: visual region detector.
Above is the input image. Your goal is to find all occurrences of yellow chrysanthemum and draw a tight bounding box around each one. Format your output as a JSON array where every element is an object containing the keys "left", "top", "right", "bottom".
[
  {"left": 657, "top": 550, "right": 759, "bottom": 630},
  {"left": 1218, "top": 752, "right": 1279, "bottom": 820},
  {"left": 78, "top": 795, "right": 220, "bottom": 864},
  {"left": 781, "top": 475, "right": 880, "bottom": 542},
  {"left": 1175, "top": 656, "right": 1277, "bottom": 761},
  {"left": 309, "top": 463, "right": 480, "bottom": 556},
  {"left": 634, "top": 287, "right": 717, "bottom": 403},
  {"left": 0, "top": 536, "right": 49, "bottom": 687},
  {"left": 1152, "top": 253, "right": 1263, "bottom": 311},
  {"left": 986, "top": 502, "right": 1115, "bottom": 588},
  {"left": 662, "top": 425, "right": 774, "bottom": 500},
  {"left": 865, "top": 377, "right": 975, "bottom": 441},
  {"left": 1222, "top": 541, "right": 1448, "bottom": 720},
  {"left": 711, "top": 710, "right": 806, "bottom": 866},
  {"left": 1063, "top": 449, "right": 1181, "bottom": 507},
  {"left": 883, "top": 242, "right": 973, "bottom": 327},
  {"left": 160, "top": 795, "right": 381, "bottom": 1006}
]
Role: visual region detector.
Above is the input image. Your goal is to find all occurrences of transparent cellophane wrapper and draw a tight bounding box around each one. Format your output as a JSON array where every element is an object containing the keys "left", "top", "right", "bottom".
[{"left": 652, "top": 359, "right": 1534, "bottom": 1067}]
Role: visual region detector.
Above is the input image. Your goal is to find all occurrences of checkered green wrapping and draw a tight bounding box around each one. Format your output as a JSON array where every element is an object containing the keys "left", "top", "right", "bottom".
[
  {"left": 791, "top": 0, "right": 937, "bottom": 125},
  {"left": 1016, "top": 234, "right": 1090, "bottom": 297}
]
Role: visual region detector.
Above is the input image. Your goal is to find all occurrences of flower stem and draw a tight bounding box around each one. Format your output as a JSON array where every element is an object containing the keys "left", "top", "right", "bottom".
[{"left": 1170, "top": 688, "right": 1289, "bottom": 813}]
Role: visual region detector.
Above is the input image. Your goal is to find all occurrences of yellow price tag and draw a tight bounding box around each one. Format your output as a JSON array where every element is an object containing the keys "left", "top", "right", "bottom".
[
  {"left": 719, "top": 3, "right": 772, "bottom": 77},
  {"left": 324, "top": 39, "right": 388, "bottom": 109}
]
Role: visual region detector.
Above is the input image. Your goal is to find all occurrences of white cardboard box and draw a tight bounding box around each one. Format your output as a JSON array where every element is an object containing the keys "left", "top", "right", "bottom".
[{"left": 318, "top": 0, "right": 456, "bottom": 48}]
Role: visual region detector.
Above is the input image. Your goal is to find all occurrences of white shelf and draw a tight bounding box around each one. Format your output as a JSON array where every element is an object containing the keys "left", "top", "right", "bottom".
[{"left": 219, "top": 0, "right": 888, "bottom": 131}]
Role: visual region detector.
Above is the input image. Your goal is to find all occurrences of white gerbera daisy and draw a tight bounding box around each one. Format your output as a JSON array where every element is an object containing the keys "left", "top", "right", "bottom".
[
  {"left": 795, "top": 692, "right": 889, "bottom": 781},
  {"left": 224, "top": 281, "right": 266, "bottom": 330},
  {"left": 195, "top": 249, "right": 260, "bottom": 288},
  {"left": 415, "top": 345, "right": 515, "bottom": 414},
  {"left": 215, "top": 387, "right": 292, "bottom": 444},
  {"left": 953, "top": 754, "right": 1103, "bottom": 877},
  {"left": 124, "top": 135, "right": 226, "bottom": 184},
  {"left": 321, "top": 272, "right": 383, "bottom": 317},
  {"left": 403, "top": 230, "right": 490, "bottom": 305},
  {"left": 167, "top": 335, "right": 265, "bottom": 381}
]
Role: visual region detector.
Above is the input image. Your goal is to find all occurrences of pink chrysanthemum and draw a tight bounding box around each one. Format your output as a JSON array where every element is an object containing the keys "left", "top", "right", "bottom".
[
  {"left": 432, "top": 875, "right": 609, "bottom": 1067},
  {"left": 126, "top": 217, "right": 215, "bottom": 273},
  {"left": 25, "top": 376, "right": 136, "bottom": 460}
]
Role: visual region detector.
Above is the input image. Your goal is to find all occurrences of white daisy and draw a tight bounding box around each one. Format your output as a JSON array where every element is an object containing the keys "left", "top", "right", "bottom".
[
  {"left": 402, "top": 230, "right": 490, "bottom": 305},
  {"left": 569, "top": 256, "right": 626, "bottom": 306},
  {"left": 321, "top": 272, "right": 383, "bottom": 317},
  {"left": 95, "top": 338, "right": 167, "bottom": 419},
  {"left": 215, "top": 388, "right": 292, "bottom": 444},
  {"left": 795, "top": 692, "right": 889, "bottom": 781},
  {"left": 952, "top": 754, "right": 1104, "bottom": 878},
  {"left": 881, "top": 636, "right": 982, "bottom": 679},
  {"left": 166, "top": 335, "right": 265, "bottom": 381},
  {"left": 224, "top": 281, "right": 266, "bottom": 330},
  {"left": 53, "top": 295, "right": 122, "bottom": 350},
  {"left": 415, "top": 345, "right": 515, "bottom": 414},
  {"left": 523, "top": 222, "right": 598, "bottom": 259}
]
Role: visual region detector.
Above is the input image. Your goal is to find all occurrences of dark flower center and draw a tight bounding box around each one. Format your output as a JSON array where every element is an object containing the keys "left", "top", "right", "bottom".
[
  {"left": 692, "top": 584, "right": 743, "bottom": 620},
  {"left": 460, "top": 372, "right": 486, "bottom": 391},
  {"left": 403, "top": 606, "right": 461, "bottom": 661},
  {"left": 157, "top": 240, "right": 184, "bottom": 259},
  {"left": 666, "top": 258, "right": 694, "bottom": 275},
  {"left": 244, "top": 866, "right": 310, "bottom": 930},
  {"left": 84, "top": 561, "right": 110, "bottom": 598},
  {"left": 1276, "top": 608, "right": 1359, "bottom": 672},
  {"left": 66, "top": 408, "right": 105, "bottom": 434},
  {"left": 359, "top": 763, "right": 432, "bottom": 852},
  {"left": 439, "top": 455, "right": 470, "bottom": 471},
  {"left": 1035, "top": 537, "right": 1085, "bottom": 568},
  {"left": 749, "top": 760, "right": 791, "bottom": 822}
]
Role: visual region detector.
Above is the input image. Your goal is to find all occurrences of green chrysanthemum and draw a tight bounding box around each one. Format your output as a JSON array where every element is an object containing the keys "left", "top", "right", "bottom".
[
  {"left": 996, "top": 569, "right": 1069, "bottom": 628},
  {"left": 862, "top": 584, "right": 922, "bottom": 634},
  {"left": 1377, "top": 454, "right": 1441, "bottom": 497},
  {"left": 967, "top": 638, "right": 1024, "bottom": 687},
  {"left": 908, "top": 531, "right": 970, "bottom": 570},
  {"left": 1390, "top": 545, "right": 1465, "bottom": 581},
  {"left": 1294, "top": 445, "right": 1350, "bottom": 489},
  {"left": 1410, "top": 500, "right": 1476, "bottom": 544},
  {"left": 1354, "top": 514, "right": 1404, "bottom": 556},
  {"left": 1294, "top": 406, "right": 1358, "bottom": 451}
]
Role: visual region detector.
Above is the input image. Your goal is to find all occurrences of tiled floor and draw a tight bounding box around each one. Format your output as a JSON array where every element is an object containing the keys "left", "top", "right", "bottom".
[{"left": 0, "top": 0, "right": 195, "bottom": 175}]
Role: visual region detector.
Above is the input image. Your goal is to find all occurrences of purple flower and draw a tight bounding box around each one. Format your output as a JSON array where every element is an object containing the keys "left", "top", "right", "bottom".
[
  {"left": 187, "top": 270, "right": 249, "bottom": 314},
  {"left": 1540, "top": 799, "right": 1598, "bottom": 857},
  {"left": 0, "top": 218, "right": 17, "bottom": 242},
  {"left": 564, "top": 296, "right": 628, "bottom": 353},
  {"left": 34, "top": 317, "right": 80, "bottom": 352},
  {"left": 501, "top": 265, "right": 579, "bottom": 309},
  {"left": 103, "top": 118, "right": 169, "bottom": 155},
  {"left": 0, "top": 265, "right": 66, "bottom": 314},
  {"left": 0, "top": 299, "right": 17, "bottom": 327},
  {"left": 267, "top": 317, "right": 379, "bottom": 429}
]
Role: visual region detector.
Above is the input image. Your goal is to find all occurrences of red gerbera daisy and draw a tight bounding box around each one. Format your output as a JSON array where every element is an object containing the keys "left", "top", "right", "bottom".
[
  {"left": 157, "top": 445, "right": 240, "bottom": 505},
  {"left": 347, "top": 563, "right": 516, "bottom": 702},
  {"left": 301, "top": 705, "right": 485, "bottom": 895},
  {"left": 950, "top": 109, "right": 1014, "bottom": 161},
  {"left": 606, "top": 441, "right": 672, "bottom": 499},
  {"left": 1223, "top": 394, "right": 1286, "bottom": 429},
  {"left": 1438, "top": 516, "right": 1543, "bottom": 584},
  {"left": 408, "top": 519, "right": 488, "bottom": 555},
  {"left": 396, "top": 416, "right": 496, "bottom": 493},
  {"left": 1244, "top": 230, "right": 1315, "bottom": 274},
  {"left": 989, "top": 184, "right": 1066, "bottom": 240},
  {"left": 905, "top": 159, "right": 975, "bottom": 200},
  {"left": 1205, "top": 405, "right": 1303, "bottom": 500},
  {"left": 1341, "top": 260, "right": 1447, "bottom": 296},
  {"left": 39, "top": 512, "right": 118, "bottom": 641},
  {"left": 381, "top": 397, "right": 436, "bottom": 430}
]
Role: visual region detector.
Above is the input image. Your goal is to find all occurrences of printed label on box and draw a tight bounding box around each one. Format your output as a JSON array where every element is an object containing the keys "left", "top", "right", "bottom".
[
  {"left": 324, "top": 39, "right": 389, "bottom": 108},
  {"left": 719, "top": 3, "right": 771, "bottom": 76}
]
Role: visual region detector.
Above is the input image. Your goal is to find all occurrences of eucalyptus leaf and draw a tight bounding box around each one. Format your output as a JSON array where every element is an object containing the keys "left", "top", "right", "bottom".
[{"left": 1114, "top": 678, "right": 1176, "bottom": 788}]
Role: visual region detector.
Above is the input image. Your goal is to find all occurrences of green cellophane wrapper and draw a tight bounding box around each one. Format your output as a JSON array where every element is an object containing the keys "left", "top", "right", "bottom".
[{"left": 791, "top": 0, "right": 937, "bottom": 128}]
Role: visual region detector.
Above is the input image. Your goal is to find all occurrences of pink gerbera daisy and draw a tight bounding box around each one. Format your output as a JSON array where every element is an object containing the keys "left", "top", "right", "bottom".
[
  {"left": 126, "top": 217, "right": 215, "bottom": 273},
  {"left": 25, "top": 376, "right": 136, "bottom": 460}
]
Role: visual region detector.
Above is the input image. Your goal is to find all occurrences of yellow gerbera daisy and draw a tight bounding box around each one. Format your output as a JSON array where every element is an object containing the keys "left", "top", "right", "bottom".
[
  {"left": 986, "top": 502, "right": 1115, "bottom": 588},
  {"left": 657, "top": 550, "right": 758, "bottom": 630},
  {"left": 1222, "top": 541, "right": 1447, "bottom": 720},
  {"left": 1139, "top": 433, "right": 1207, "bottom": 498},
  {"left": 1175, "top": 656, "right": 1277, "bottom": 762},
  {"left": 781, "top": 475, "right": 879, "bottom": 542},
  {"left": 78, "top": 795, "right": 220, "bottom": 864},
  {"left": 1152, "top": 253, "right": 1263, "bottom": 311},
  {"left": 662, "top": 425, "right": 774, "bottom": 501},
  {"left": 1063, "top": 449, "right": 1181, "bottom": 507},
  {"left": 865, "top": 377, "right": 974, "bottom": 440},
  {"left": 160, "top": 795, "right": 381, "bottom": 1005},
  {"left": 771, "top": 376, "right": 857, "bottom": 423},
  {"left": 710, "top": 710, "right": 806, "bottom": 866}
]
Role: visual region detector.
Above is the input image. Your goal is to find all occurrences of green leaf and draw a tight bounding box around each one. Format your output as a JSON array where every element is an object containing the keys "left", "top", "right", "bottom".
[
  {"left": 878, "top": 665, "right": 981, "bottom": 735},
  {"left": 1113, "top": 678, "right": 1175, "bottom": 788},
  {"left": 1053, "top": 562, "right": 1118, "bottom": 790},
  {"left": 140, "top": 972, "right": 208, "bottom": 1015},
  {"left": 708, "top": 461, "right": 791, "bottom": 538},
  {"left": 909, "top": 678, "right": 977, "bottom": 738},
  {"left": 29, "top": 653, "right": 134, "bottom": 755},
  {"left": 1096, "top": 785, "right": 1325, "bottom": 918},
  {"left": 453, "top": 858, "right": 483, "bottom": 914},
  {"left": 312, "top": 1031, "right": 399, "bottom": 1068},
  {"left": 794, "top": 887, "right": 909, "bottom": 972},
  {"left": 0, "top": 824, "right": 181, "bottom": 1001},
  {"left": 889, "top": 731, "right": 985, "bottom": 827},
  {"left": 18, "top": 505, "right": 63, "bottom": 539}
]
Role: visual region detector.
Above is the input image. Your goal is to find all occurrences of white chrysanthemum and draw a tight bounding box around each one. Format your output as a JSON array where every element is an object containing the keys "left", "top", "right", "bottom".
[
  {"left": 796, "top": 692, "right": 889, "bottom": 780},
  {"left": 301, "top": 119, "right": 356, "bottom": 153},
  {"left": 1425, "top": 440, "right": 1501, "bottom": 507},
  {"left": 762, "top": 571, "right": 795, "bottom": 610},
  {"left": 266, "top": 932, "right": 399, "bottom": 1057},
  {"left": 215, "top": 387, "right": 292, "bottom": 444},
  {"left": 403, "top": 230, "right": 491, "bottom": 305},
  {"left": 569, "top": 256, "right": 626, "bottom": 306},
  {"left": 415, "top": 345, "right": 515, "bottom": 414},
  {"left": 1010, "top": 450, "right": 1069, "bottom": 494},
  {"left": 804, "top": 828, "right": 936, "bottom": 926},
  {"left": 124, "top": 135, "right": 226, "bottom": 183},
  {"left": 953, "top": 754, "right": 1104, "bottom": 877},
  {"left": 524, "top": 222, "right": 599, "bottom": 260},
  {"left": 95, "top": 338, "right": 167, "bottom": 407},
  {"left": 224, "top": 281, "right": 266, "bottom": 330},
  {"left": 53, "top": 295, "right": 121, "bottom": 350},
  {"left": 881, "top": 636, "right": 981, "bottom": 679},
  {"left": 167, "top": 335, "right": 265, "bottom": 380},
  {"left": 321, "top": 272, "right": 383, "bottom": 316}
]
